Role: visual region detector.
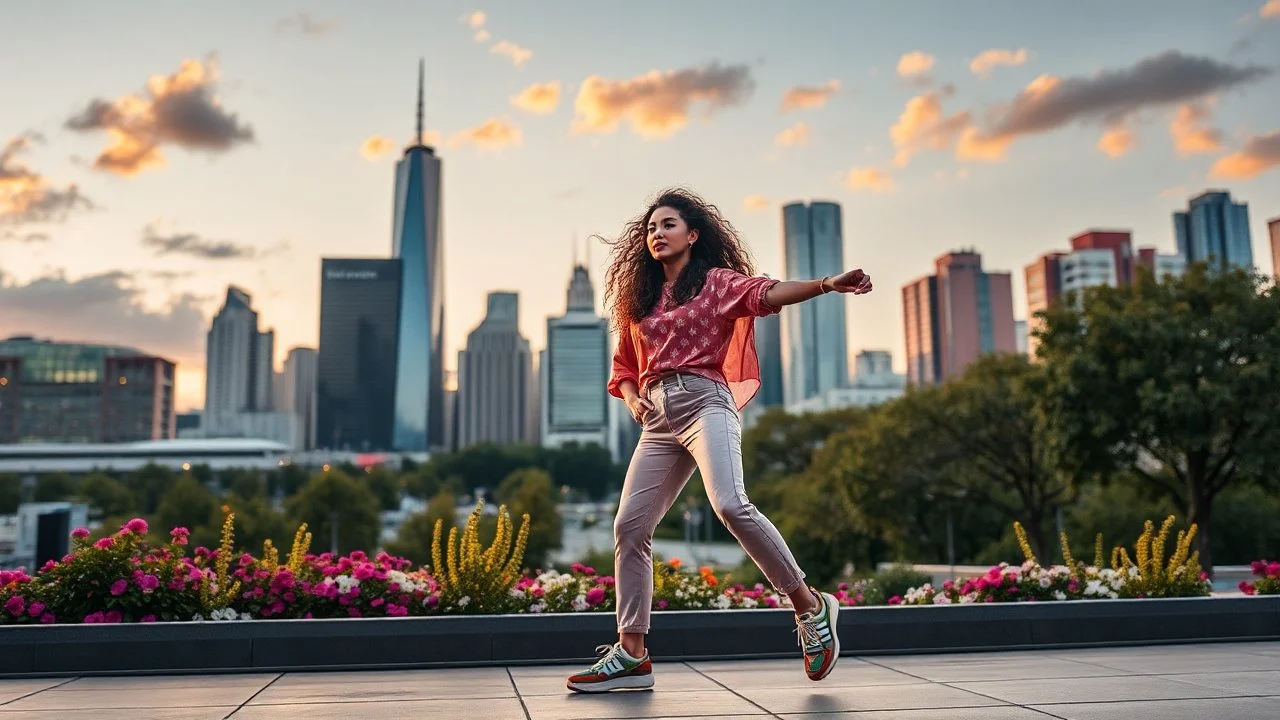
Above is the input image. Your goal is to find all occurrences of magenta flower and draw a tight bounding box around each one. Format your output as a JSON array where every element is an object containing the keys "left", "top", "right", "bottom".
[
  {"left": 657, "top": 599, "right": 669, "bottom": 610},
  {"left": 124, "top": 518, "right": 149, "bottom": 535},
  {"left": 386, "top": 604, "right": 408, "bottom": 617},
  {"left": 110, "top": 579, "right": 128, "bottom": 596},
  {"left": 348, "top": 607, "right": 362, "bottom": 618},
  {"left": 138, "top": 574, "right": 160, "bottom": 593},
  {"left": 27, "top": 601, "right": 45, "bottom": 617},
  {"left": 94, "top": 537, "right": 114, "bottom": 550},
  {"left": 585, "top": 586, "right": 607, "bottom": 607},
  {"left": 4, "top": 595, "right": 25, "bottom": 616},
  {"left": 170, "top": 527, "right": 190, "bottom": 546},
  {"left": 39, "top": 612, "right": 55, "bottom": 624},
  {"left": 887, "top": 596, "right": 903, "bottom": 605},
  {"left": 140, "top": 614, "right": 157, "bottom": 623},
  {"left": 83, "top": 611, "right": 106, "bottom": 623},
  {"left": 354, "top": 564, "right": 375, "bottom": 581},
  {"left": 71, "top": 527, "right": 90, "bottom": 539},
  {"left": 425, "top": 595, "right": 439, "bottom": 607},
  {"left": 104, "top": 610, "right": 123, "bottom": 624}
]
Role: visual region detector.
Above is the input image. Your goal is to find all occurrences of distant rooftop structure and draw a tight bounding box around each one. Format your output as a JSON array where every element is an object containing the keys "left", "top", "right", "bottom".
[{"left": 0, "top": 438, "right": 290, "bottom": 474}]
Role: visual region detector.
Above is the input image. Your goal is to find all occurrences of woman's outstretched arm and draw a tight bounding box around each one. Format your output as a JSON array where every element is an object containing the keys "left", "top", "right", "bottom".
[{"left": 764, "top": 268, "right": 872, "bottom": 308}]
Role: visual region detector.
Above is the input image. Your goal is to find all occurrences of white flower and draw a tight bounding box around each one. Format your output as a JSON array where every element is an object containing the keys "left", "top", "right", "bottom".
[
  {"left": 509, "top": 588, "right": 527, "bottom": 599},
  {"left": 713, "top": 594, "right": 731, "bottom": 610},
  {"left": 458, "top": 596, "right": 471, "bottom": 607},
  {"left": 529, "top": 601, "right": 546, "bottom": 614},
  {"left": 571, "top": 594, "right": 589, "bottom": 612},
  {"left": 959, "top": 594, "right": 976, "bottom": 604},
  {"left": 741, "top": 597, "right": 758, "bottom": 609},
  {"left": 1127, "top": 566, "right": 1139, "bottom": 579},
  {"left": 932, "top": 594, "right": 951, "bottom": 605},
  {"left": 1053, "top": 591, "right": 1067, "bottom": 601},
  {"left": 191, "top": 613, "right": 204, "bottom": 621},
  {"left": 239, "top": 612, "right": 251, "bottom": 621},
  {"left": 1039, "top": 577, "right": 1051, "bottom": 589}
]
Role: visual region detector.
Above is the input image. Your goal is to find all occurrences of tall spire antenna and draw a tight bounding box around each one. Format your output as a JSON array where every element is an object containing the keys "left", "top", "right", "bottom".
[{"left": 415, "top": 58, "right": 424, "bottom": 145}]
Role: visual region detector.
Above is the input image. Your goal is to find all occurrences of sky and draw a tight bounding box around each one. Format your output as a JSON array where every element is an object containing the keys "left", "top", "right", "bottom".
[{"left": 2, "top": 0, "right": 1279, "bottom": 413}]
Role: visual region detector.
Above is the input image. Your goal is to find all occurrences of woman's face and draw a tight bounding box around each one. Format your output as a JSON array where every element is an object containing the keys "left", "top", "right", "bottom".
[{"left": 646, "top": 205, "right": 698, "bottom": 262}]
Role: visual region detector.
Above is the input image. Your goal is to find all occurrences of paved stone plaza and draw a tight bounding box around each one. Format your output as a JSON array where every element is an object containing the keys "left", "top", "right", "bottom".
[{"left": 0, "top": 641, "right": 1276, "bottom": 719}]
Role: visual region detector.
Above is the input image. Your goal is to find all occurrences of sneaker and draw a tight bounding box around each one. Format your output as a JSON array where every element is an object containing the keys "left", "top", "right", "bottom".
[
  {"left": 566, "top": 642, "right": 655, "bottom": 693},
  {"left": 795, "top": 588, "right": 840, "bottom": 681}
]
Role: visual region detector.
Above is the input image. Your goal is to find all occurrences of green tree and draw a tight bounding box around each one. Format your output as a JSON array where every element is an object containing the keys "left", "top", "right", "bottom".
[
  {"left": 76, "top": 473, "right": 137, "bottom": 517},
  {"left": 126, "top": 464, "right": 177, "bottom": 514},
  {"left": 32, "top": 473, "right": 77, "bottom": 503},
  {"left": 365, "top": 466, "right": 403, "bottom": 511},
  {"left": 0, "top": 474, "right": 21, "bottom": 514},
  {"left": 427, "top": 443, "right": 539, "bottom": 495},
  {"left": 154, "top": 474, "right": 218, "bottom": 539},
  {"left": 497, "top": 467, "right": 562, "bottom": 570},
  {"left": 286, "top": 469, "right": 381, "bottom": 555},
  {"left": 542, "top": 442, "right": 620, "bottom": 501},
  {"left": 218, "top": 494, "right": 292, "bottom": 554},
  {"left": 742, "top": 406, "right": 870, "bottom": 515},
  {"left": 1037, "top": 264, "right": 1280, "bottom": 572},
  {"left": 385, "top": 490, "right": 458, "bottom": 567},
  {"left": 227, "top": 470, "right": 267, "bottom": 502}
]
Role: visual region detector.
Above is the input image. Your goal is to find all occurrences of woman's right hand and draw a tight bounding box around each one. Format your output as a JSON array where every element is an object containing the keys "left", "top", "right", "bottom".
[{"left": 624, "top": 392, "right": 655, "bottom": 424}]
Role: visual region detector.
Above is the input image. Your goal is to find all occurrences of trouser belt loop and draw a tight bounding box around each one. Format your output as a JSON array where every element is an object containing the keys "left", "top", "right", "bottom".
[{"left": 677, "top": 373, "right": 687, "bottom": 391}]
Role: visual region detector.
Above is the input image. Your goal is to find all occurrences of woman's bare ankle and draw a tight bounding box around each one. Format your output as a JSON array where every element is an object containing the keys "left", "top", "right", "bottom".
[{"left": 619, "top": 633, "right": 646, "bottom": 658}]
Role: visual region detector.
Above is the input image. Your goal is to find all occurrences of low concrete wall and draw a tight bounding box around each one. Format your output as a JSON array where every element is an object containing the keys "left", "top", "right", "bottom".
[{"left": 1, "top": 596, "right": 1277, "bottom": 678}]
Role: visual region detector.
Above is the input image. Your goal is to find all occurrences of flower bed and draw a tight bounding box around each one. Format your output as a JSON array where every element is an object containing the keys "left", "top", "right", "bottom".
[
  {"left": 1239, "top": 560, "right": 1280, "bottom": 596},
  {"left": 0, "top": 509, "right": 1253, "bottom": 627}
]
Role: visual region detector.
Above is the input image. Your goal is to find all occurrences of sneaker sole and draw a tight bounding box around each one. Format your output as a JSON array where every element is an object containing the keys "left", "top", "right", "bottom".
[
  {"left": 566, "top": 674, "right": 655, "bottom": 693},
  {"left": 810, "top": 591, "right": 840, "bottom": 682}
]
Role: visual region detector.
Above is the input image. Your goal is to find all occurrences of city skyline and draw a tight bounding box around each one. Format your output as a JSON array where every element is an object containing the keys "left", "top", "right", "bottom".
[{"left": 3, "top": 1, "right": 1280, "bottom": 412}]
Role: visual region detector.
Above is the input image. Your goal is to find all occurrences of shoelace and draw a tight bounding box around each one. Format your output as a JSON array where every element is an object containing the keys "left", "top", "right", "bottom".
[
  {"left": 590, "top": 643, "right": 626, "bottom": 674},
  {"left": 795, "top": 616, "right": 823, "bottom": 653}
]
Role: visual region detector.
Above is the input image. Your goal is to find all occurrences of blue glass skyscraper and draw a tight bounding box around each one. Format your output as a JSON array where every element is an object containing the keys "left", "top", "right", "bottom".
[
  {"left": 1174, "top": 190, "right": 1253, "bottom": 272},
  {"left": 781, "top": 201, "right": 848, "bottom": 405},
  {"left": 391, "top": 60, "right": 445, "bottom": 451}
]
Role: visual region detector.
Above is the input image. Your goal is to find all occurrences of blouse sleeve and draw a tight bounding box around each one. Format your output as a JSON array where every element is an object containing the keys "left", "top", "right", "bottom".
[
  {"left": 713, "top": 268, "right": 781, "bottom": 320},
  {"left": 607, "top": 323, "right": 640, "bottom": 399}
]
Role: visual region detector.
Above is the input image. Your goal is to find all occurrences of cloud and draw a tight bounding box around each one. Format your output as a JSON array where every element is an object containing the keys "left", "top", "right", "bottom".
[
  {"left": 958, "top": 51, "right": 1269, "bottom": 161},
  {"left": 361, "top": 135, "right": 396, "bottom": 160},
  {"left": 141, "top": 223, "right": 258, "bottom": 259},
  {"left": 742, "top": 195, "right": 769, "bottom": 211},
  {"left": 0, "top": 134, "right": 95, "bottom": 226},
  {"left": 1097, "top": 125, "right": 1135, "bottom": 158},
  {"left": 1262, "top": 1, "right": 1280, "bottom": 19},
  {"left": 890, "top": 91, "right": 971, "bottom": 166},
  {"left": 774, "top": 122, "right": 811, "bottom": 147},
  {"left": 844, "top": 167, "right": 895, "bottom": 192},
  {"left": 1209, "top": 129, "right": 1280, "bottom": 179},
  {"left": 465, "top": 10, "right": 486, "bottom": 28},
  {"left": 0, "top": 269, "right": 207, "bottom": 365},
  {"left": 1, "top": 230, "right": 50, "bottom": 243},
  {"left": 780, "top": 80, "right": 841, "bottom": 112},
  {"left": 64, "top": 57, "right": 255, "bottom": 176},
  {"left": 897, "top": 51, "right": 935, "bottom": 78},
  {"left": 511, "top": 82, "right": 562, "bottom": 114},
  {"left": 970, "top": 48, "right": 1030, "bottom": 78},
  {"left": 448, "top": 117, "right": 522, "bottom": 150},
  {"left": 491, "top": 40, "right": 533, "bottom": 67},
  {"left": 1169, "top": 102, "right": 1223, "bottom": 155},
  {"left": 274, "top": 11, "right": 338, "bottom": 36},
  {"left": 572, "top": 62, "right": 755, "bottom": 139}
]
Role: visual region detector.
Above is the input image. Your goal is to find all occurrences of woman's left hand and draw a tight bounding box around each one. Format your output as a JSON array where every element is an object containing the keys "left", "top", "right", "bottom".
[{"left": 829, "top": 269, "right": 872, "bottom": 295}]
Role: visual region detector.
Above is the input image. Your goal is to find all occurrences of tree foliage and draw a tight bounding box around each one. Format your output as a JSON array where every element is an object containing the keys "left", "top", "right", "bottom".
[{"left": 285, "top": 469, "right": 381, "bottom": 555}]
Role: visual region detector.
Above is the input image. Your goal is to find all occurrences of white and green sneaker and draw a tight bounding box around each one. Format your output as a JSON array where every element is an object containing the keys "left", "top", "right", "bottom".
[
  {"left": 795, "top": 588, "right": 840, "bottom": 681},
  {"left": 566, "top": 642, "right": 655, "bottom": 693}
]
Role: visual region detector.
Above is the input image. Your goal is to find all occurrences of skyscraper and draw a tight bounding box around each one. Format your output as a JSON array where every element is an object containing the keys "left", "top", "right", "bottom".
[
  {"left": 280, "top": 347, "right": 318, "bottom": 450},
  {"left": 1269, "top": 217, "right": 1279, "bottom": 278},
  {"left": 542, "top": 263, "right": 609, "bottom": 449},
  {"left": 457, "top": 292, "right": 534, "bottom": 449},
  {"left": 1174, "top": 190, "right": 1253, "bottom": 271},
  {"left": 903, "top": 250, "right": 1016, "bottom": 385},
  {"left": 204, "top": 287, "right": 274, "bottom": 435},
  {"left": 391, "top": 59, "right": 446, "bottom": 453},
  {"left": 316, "top": 259, "right": 402, "bottom": 451},
  {"left": 1025, "top": 231, "right": 1182, "bottom": 357},
  {"left": 755, "top": 312, "right": 784, "bottom": 409},
  {"left": 781, "top": 201, "right": 848, "bottom": 405}
]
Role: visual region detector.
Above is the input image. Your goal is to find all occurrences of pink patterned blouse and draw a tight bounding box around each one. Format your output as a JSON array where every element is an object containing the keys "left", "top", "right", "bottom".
[{"left": 608, "top": 267, "right": 780, "bottom": 410}]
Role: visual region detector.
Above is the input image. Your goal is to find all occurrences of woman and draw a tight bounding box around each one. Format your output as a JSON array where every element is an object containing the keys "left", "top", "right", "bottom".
[{"left": 566, "top": 188, "right": 873, "bottom": 693}]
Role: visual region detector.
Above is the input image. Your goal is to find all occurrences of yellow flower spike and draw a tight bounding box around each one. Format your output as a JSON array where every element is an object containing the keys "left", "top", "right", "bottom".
[
  {"left": 1151, "top": 515, "right": 1175, "bottom": 579},
  {"left": 1013, "top": 522, "right": 1037, "bottom": 565},
  {"left": 262, "top": 539, "right": 279, "bottom": 573},
  {"left": 1060, "top": 531, "right": 1078, "bottom": 575},
  {"left": 1094, "top": 533, "right": 1105, "bottom": 570}
]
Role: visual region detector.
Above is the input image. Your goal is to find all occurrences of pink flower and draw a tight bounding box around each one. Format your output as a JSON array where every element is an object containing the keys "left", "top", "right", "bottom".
[
  {"left": 1240, "top": 581, "right": 1257, "bottom": 595},
  {"left": 585, "top": 587, "right": 607, "bottom": 607},
  {"left": 371, "top": 598, "right": 385, "bottom": 608},
  {"left": 138, "top": 574, "right": 160, "bottom": 593},
  {"left": 599, "top": 576, "right": 616, "bottom": 587},
  {"left": 354, "top": 564, "right": 375, "bottom": 581},
  {"left": 27, "top": 601, "right": 45, "bottom": 617},
  {"left": 657, "top": 599, "right": 669, "bottom": 610},
  {"left": 170, "top": 527, "right": 190, "bottom": 546},
  {"left": 4, "top": 595, "right": 25, "bottom": 616},
  {"left": 140, "top": 614, "right": 157, "bottom": 623},
  {"left": 104, "top": 610, "right": 123, "bottom": 624},
  {"left": 1268, "top": 562, "right": 1280, "bottom": 578},
  {"left": 110, "top": 579, "right": 129, "bottom": 596},
  {"left": 124, "top": 518, "right": 149, "bottom": 535},
  {"left": 83, "top": 611, "right": 106, "bottom": 623},
  {"left": 71, "top": 527, "right": 90, "bottom": 539},
  {"left": 425, "top": 595, "right": 439, "bottom": 607},
  {"left": 348, "top": 607, "right": 362, "bottom": 618},
  {"left": 39, "top": 613, "right": 55, "bottom": 624},
  {"left": 94, "top": 537, "right": 114, "bottom": 549},
  {"left": 887, "top": 596, "right": 903, "bottom": 605},
  {"left": 386, "top": 604, "right": 408, "bottom": 617}
]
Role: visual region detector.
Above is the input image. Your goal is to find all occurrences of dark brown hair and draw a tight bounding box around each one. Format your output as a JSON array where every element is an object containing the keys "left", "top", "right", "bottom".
[{"left": 601, "top": 187, "right": 755, "bottom": 331}]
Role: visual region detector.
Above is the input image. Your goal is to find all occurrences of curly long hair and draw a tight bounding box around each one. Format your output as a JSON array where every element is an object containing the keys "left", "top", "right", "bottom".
[{"left": 601, "top": 187, "right": 756, "bottom": 331}]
